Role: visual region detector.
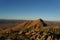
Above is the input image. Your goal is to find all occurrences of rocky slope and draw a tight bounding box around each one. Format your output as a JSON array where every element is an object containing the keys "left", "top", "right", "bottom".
[{"left": 0, "top": 19, "right": 60, "bottom": 40}]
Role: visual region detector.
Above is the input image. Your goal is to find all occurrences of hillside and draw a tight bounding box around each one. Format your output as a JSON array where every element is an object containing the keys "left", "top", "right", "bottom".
[
  {"left": 0, "top": 19, "right": 60, "bottom": 31},
  {"left": 0, "top": 19, "right": 60, "bottom": 40},
  {"left": 0, "top": 19, "right": 47, "bottom": 33},
  {"left": 0, "top": 20, "right": 26, "bottom": 31}
]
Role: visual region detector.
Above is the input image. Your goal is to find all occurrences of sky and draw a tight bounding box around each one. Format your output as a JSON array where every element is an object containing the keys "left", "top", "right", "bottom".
[{"left": 0, "top": 0, "right": 60, "bottom": 21}]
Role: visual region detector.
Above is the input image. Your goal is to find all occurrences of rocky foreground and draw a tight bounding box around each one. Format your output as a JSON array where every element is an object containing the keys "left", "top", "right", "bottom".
[{"left": 0, "top": 19, "right": 60, "bottom": 40}]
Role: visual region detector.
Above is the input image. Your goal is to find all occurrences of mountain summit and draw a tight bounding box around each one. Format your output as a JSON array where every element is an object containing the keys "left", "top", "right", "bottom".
[
  {"left": 0, "top": 19, "right": 60, "bottom": 40},
  {"left": 12, "top": 19, "right": 47, "bottom": 30},
  {"left": 0, "top": 19, "right": 47, "bottom": 33}
]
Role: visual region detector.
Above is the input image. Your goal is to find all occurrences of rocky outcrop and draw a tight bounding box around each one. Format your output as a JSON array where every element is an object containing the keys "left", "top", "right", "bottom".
[
  {"left": 0, "top": 19, "right": 47, "bottom": 34},
  {"left": 0, "top": 19, "right": 60, "bottom": 40}
]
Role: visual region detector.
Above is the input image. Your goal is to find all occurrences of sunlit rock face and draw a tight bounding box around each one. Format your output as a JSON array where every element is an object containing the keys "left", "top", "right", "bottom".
[
  {"left": 0, "top": 19, "right": 60, "bottom": 40},
  {"left": 0, "top": 19, "right": 47, "bottom": 33}
]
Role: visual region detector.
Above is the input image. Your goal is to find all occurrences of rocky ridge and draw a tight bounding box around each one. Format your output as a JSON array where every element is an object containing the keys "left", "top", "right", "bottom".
[{"left": 0, "top": 19, "right": 60, "bottom": 40}]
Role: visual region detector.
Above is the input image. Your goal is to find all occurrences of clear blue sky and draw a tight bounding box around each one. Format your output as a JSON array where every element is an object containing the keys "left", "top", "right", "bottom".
[{"left": 0, "top": 0, "right": 60, "bottom": 21}]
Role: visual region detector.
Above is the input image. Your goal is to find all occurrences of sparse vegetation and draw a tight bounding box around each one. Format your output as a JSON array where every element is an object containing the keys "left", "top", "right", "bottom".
[{"left": 0, "top": 19, "right": 60, "bottom": 40}]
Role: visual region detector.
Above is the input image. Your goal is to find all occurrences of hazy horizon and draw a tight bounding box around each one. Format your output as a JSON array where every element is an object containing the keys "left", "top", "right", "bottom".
[{"left": 0, "top": 0, "right": 60, "bottom": 21}]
